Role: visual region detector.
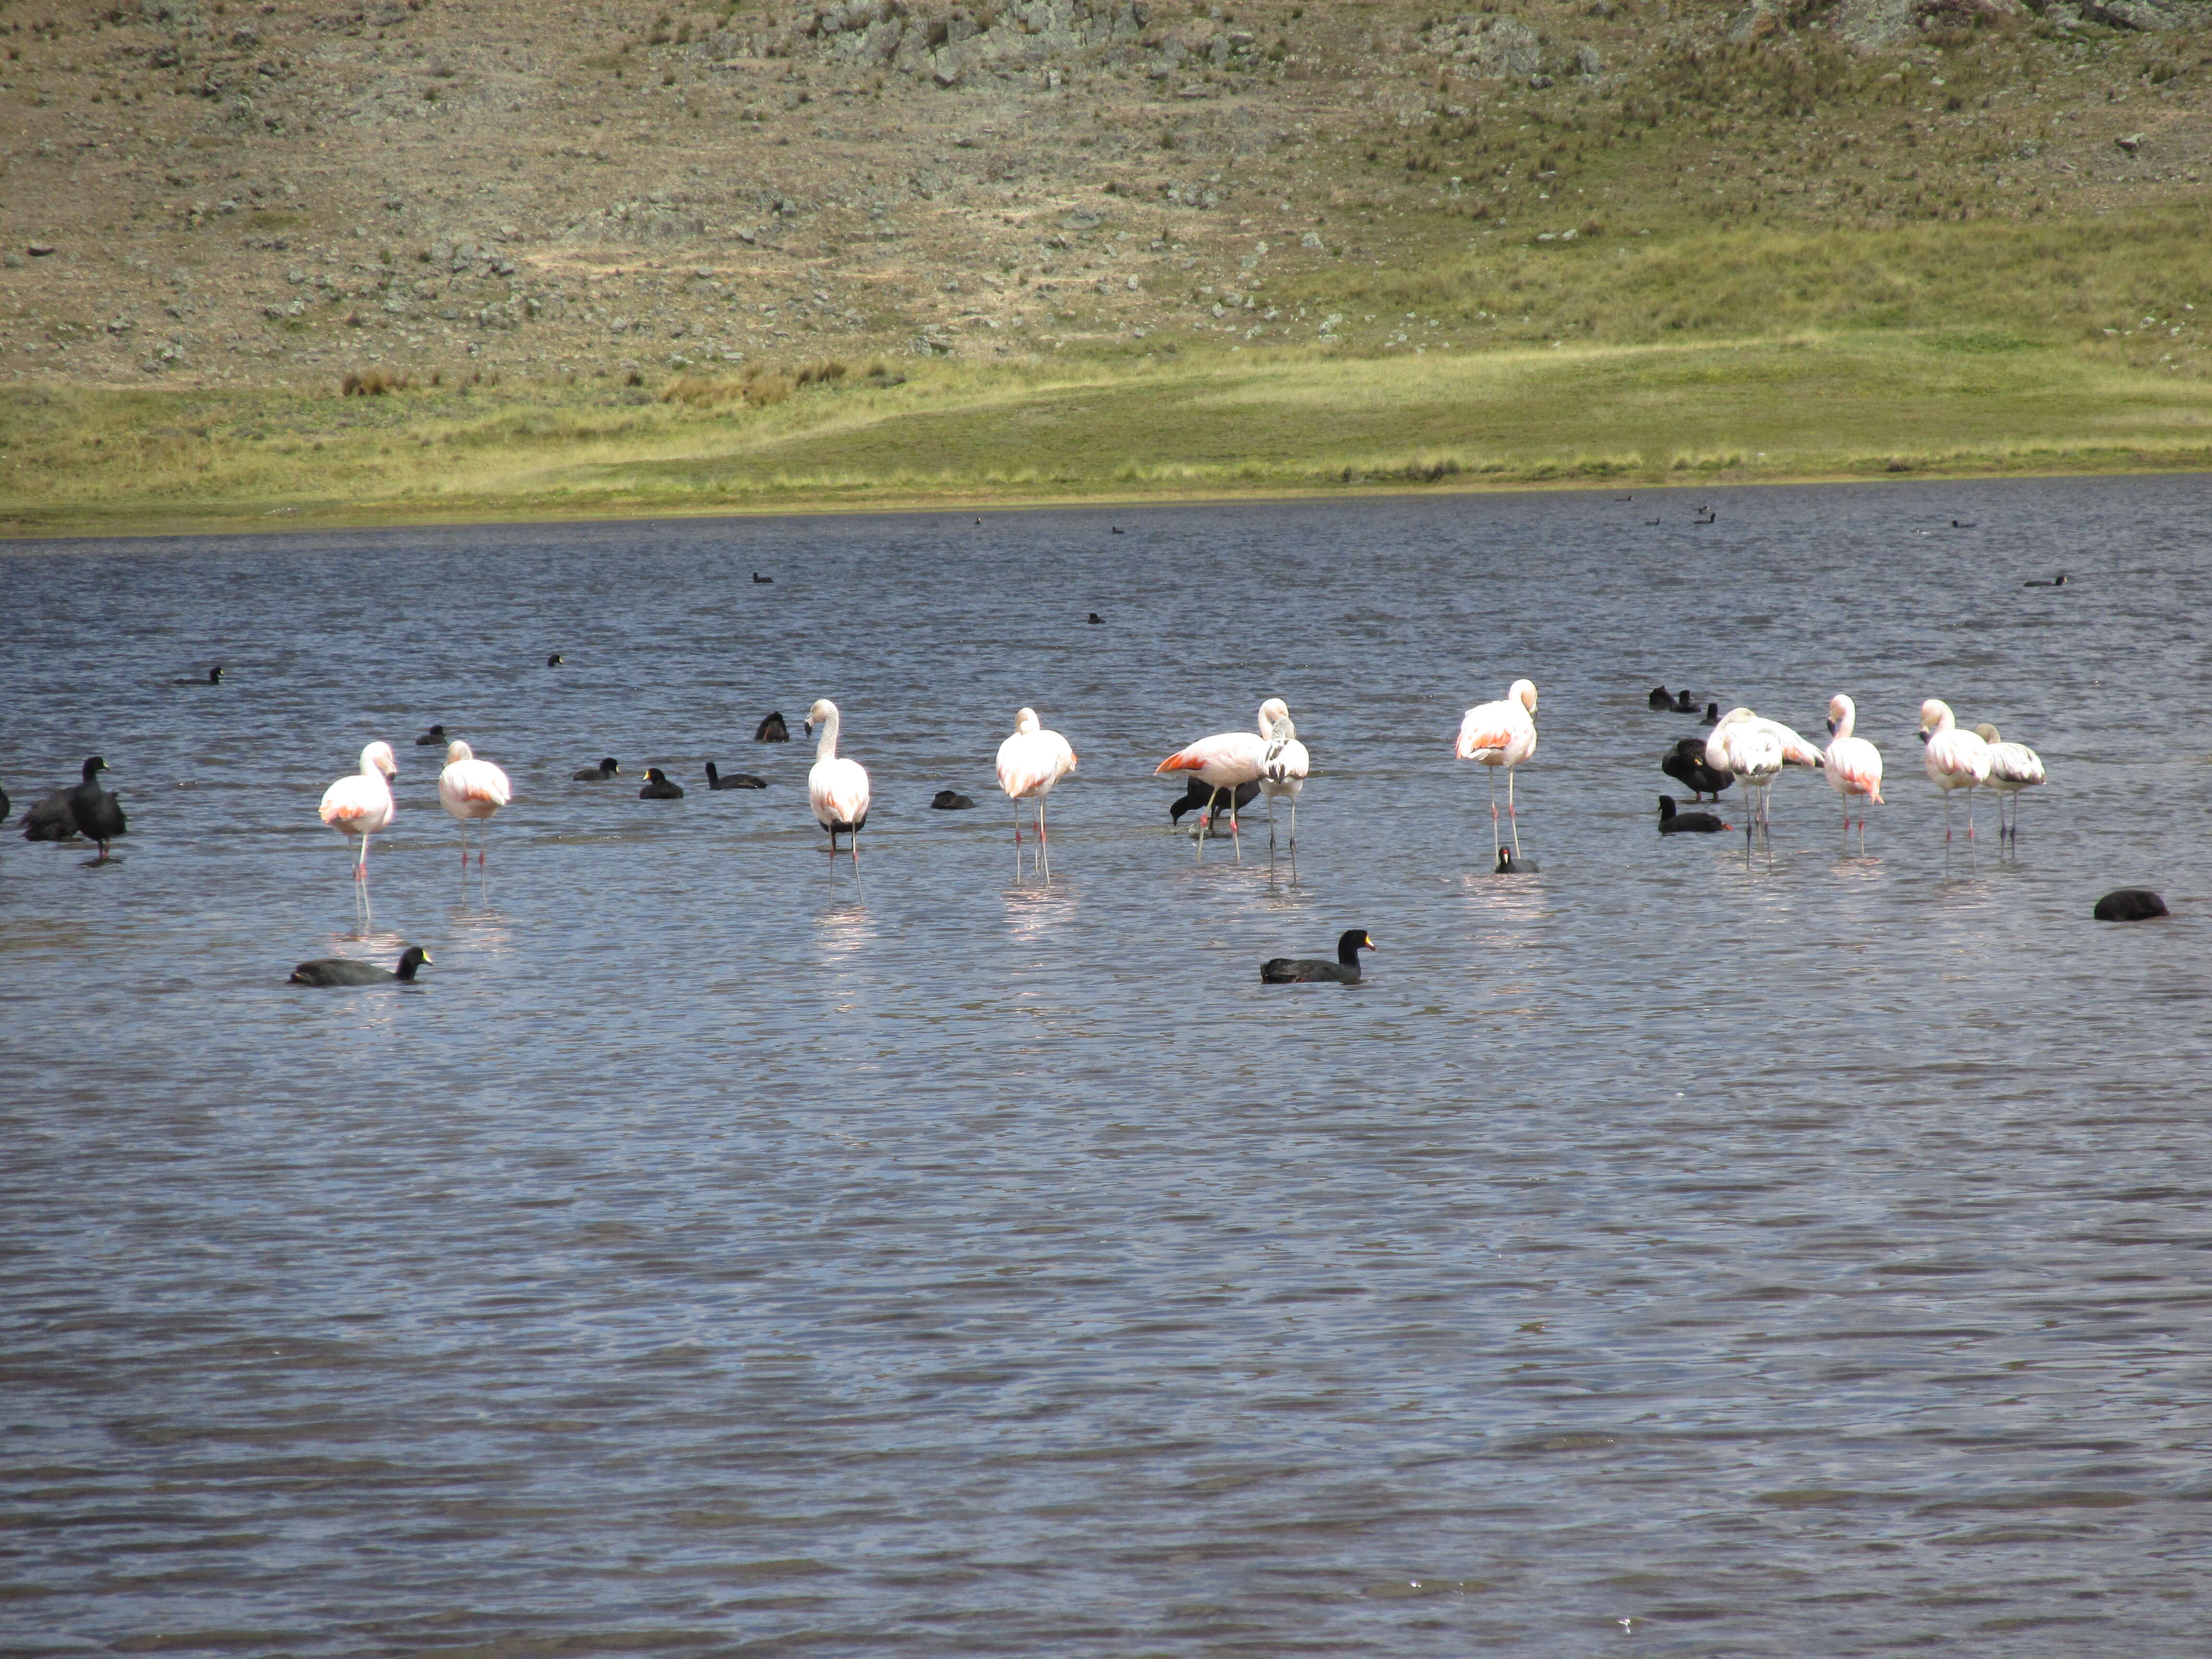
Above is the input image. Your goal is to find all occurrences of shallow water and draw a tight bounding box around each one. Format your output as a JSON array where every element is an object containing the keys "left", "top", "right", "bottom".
[{"left": 4, "top": 477, "right": 2210, "bottom": 1656}]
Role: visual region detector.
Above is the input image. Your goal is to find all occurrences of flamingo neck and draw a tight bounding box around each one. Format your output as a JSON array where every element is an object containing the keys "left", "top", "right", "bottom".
[
  {"left": 1832, "top": 708, "right": 1855, "bottom": 742},
  {"left": 814, "top": 715, "right": 841, "bottom": 762}
]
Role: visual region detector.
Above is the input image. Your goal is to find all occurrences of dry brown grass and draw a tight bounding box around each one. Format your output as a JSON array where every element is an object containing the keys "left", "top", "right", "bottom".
[{"left": 340, "top": 370, "right": 412, "bottom": 397}]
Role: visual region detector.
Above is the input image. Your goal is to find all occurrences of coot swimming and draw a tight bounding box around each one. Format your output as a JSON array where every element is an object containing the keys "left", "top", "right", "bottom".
[
  {"left": 1262, "top": 928, "right": 1375, "bottom": 985},
  {"left": 290, "top": 945, "right": 432, "bottom": 986},
  {"left": 639, "top": 768, "right": 685, "bottom": 800},
  {"left": 706, "top": 762, "right": 768, "bottom": 790}
]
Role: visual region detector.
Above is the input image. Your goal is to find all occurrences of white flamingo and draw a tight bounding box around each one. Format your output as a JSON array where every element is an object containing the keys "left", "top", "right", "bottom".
[
  {"left": 1973, "top": 722, "right": 2046, "bottom": 846},
  {"left": 1705, "top": 709, "right": 1785, "bottom": 851},
  {"left": 1823, "top": 694, "right": 1885, "bottom": 853},
  {"left": 996, "top": 707, "right": 1078, "bottom": 878},
  {"left": 437, "top": 739, "right": 512, "bottom": 869},
  {"left": 1455, "top": 679, "right": 1538, "bottom": 859},
  {"left": 1155, "top": 697, "right": 1286, "bottom": 861},
  {"left": 319, "top": 741, "right": 397, "bottom": 916},
  {"left": 1257, "top": 706, "right": 1310, "bottom": 857},
  {"left": 1919, "top": 698, "right": 1992, "bottom": 846},
  {"left": 805, "top": 698, "right": 871, "bottom": 871}
]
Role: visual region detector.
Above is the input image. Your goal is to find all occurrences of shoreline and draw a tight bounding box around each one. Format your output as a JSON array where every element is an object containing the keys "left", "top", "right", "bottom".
[{"left": 6, "top": 446, "right": 2210, "bottom": 544}]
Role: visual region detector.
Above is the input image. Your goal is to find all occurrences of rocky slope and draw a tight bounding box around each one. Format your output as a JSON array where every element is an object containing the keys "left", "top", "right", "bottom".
[{"left": 2, "top": 0, "right": 2208, "bottom": 390}]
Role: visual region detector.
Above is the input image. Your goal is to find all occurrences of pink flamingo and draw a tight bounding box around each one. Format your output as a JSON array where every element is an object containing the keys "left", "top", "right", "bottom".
[
  {"left": 1919, "top": 698, "right": 1992, "bottom": 847},
  {"left": 1455, "top": 679, "right": 1538, "bottom": 859},
  {"left": 1823, "top": 694, "right": 1885, "bottom": 853},
  {"left": 996, "top": 707, "right": 1078, "bottom": 878},
  {"left": 438, "top": 740, "right": 512, "bottom": 870},
  {"left": 805, "top": 698, "right": 871, "bottom": 872},
  {"left": 1154, "top": 697, "right": 1286, "bottom": 862},
  {"left": 319, "top": 741, "right": 397, "bottom": 917}
]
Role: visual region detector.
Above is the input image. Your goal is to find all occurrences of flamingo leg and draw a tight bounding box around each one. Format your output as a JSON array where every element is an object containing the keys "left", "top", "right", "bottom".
[
  {"left": 1229, "top": 790, "right": 1242, "bottom": 863},
  {"left": 1507, "top": 768, "right": 1522, "bottom": 859},
  {"left": 1267, "top": 793, "right": 1277, "bottom": 856},
  {"left": 1037, "top": 798, "right": 1050, "bottom": 879},
  {"left": 1288, "top": 796, "right": 1297, "bottom": 853},
  {"left": 1488, "top": 766, "right": 1500, "bottom": 860},
  {"left": 1966, "top": 788, "right": 1977, "bottom": 842}
]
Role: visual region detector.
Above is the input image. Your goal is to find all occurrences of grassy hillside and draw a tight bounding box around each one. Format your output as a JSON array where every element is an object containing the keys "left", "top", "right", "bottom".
[{"left": 3, "top": 1, "right": 2210, "bottom": 529}]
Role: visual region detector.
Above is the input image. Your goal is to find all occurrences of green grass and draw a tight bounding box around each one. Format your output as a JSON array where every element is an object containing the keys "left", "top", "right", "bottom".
[{"left": 10, "top": 209, "right": 2212, "bottom": 536}]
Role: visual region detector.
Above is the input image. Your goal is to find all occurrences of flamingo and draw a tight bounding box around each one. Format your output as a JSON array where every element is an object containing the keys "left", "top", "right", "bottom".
[
  {"left": 319, "top": 741, "right": 397, "bottom": 914},
  {"left": 1705, "top": 710, "right": 1784, "bottom": 852},
  {"left": 1918, "top": 698, "right": 1992, "bottom": 846},
  {"left": 1455, "top": 679, "right": 1538, "bottom": 859},
  {"left": 1822, "top": 694, "right": 1885, "bottom": 853},
  {"left": 1973, "top": 722, "right": 2046, "bottom": 845},
  {"left": 996, "top": 706, "right": 1078, "bottom": 878},
  {"left": 805, "top": 698, "right": 871, "bottom": 870},
  {"left": 1154, "top": 697, "right": 1285, "bottom": 861},
  {"left": 438, "top": 740, "right": 512, "bottom": 869},
  {"left": 1256, "top": 707, "right": 1310, "bottom": 858}
]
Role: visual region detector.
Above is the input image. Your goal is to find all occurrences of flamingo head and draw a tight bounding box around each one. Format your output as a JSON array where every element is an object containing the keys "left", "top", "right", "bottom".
[
  {"left": 1973, "top": 722, "right": 2001, "bottom": 745},
  {"left": 804, "top": 698, "right": 838, "bottom": 736},
  {"left": 1270, "top": 713, "right": 1297, "bottom": 745},
  {"left": 1510, "top": 679, "right": 1538, "bottom": 717},
  {"left": 1918, "top": 698, "right": 1954, "bottom": 743},
  {"left": 1826, "top": 693, "right": 1854, "bottom": 737},
  {"left": 363, "top": 741, "right": 398, "bottom": 780},
  {"left": 1258, "top": 696, "right": 1290, "bottom": 735},
  {"left": 445, "top": 740, "right": 475, "bottom": 765},
  {"left": 1013, "top": 707, "right": 1041, "bottom": 735}
]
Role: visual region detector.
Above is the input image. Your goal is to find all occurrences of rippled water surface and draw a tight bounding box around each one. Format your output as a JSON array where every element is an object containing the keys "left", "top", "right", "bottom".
[{"left": 5, "top": 477, "right": 2212, "bottom": 1656}]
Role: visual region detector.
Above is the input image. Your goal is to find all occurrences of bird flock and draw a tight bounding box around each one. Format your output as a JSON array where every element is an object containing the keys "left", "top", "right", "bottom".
[{"left": 14, "top": 653, "right": 2110, "bottom": 991}]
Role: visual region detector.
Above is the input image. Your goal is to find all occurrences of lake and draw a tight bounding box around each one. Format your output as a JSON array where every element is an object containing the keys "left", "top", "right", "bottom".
[{"left": 4, "top": 475, "right": 2210, "bottom": 1655}]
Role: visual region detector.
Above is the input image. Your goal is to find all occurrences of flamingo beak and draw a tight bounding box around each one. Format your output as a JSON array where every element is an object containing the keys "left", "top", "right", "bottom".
[
  {"left": 803, "top": 722, "right": 814, "bottom": 736},
  {"left": 1826, "top": 720, "right": 1837, "bottom": 735},
  {"left": 1918, "top": 729, "right": 1932, "bottom": 744}
]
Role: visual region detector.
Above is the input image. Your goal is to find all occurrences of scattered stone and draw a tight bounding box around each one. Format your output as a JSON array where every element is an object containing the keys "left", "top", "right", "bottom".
[
  {"left": 2116, "top": 132, "right": 2145, "bottom": 155},
  {"left": 26, "top": 243, "right": 56, "bottom": 258},
  {"left": 2093, "top": 888, "right": 2169, "bottom": 922}
]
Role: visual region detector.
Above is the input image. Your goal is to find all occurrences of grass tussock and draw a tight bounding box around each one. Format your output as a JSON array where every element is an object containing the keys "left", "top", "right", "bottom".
[
  {"left": 661, "top": 360, "right": 866, "bottom": 410},
  {"left": 340, "top": 370, "right": 413, "bottom": 397}
]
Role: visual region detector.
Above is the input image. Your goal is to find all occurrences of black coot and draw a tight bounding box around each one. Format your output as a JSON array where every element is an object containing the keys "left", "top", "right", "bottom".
[
  {"left": 547, "top": 653, "right": 565, "bottom": 666},
  {"left": 754, "top": 711, "right": 791, "bottom": 743},
  {"left": 1658, "top": 794, "right": 1729, "bottom": 833},
  {"left": 706, "top": 762, "right": 768, "bottom": 790},
  {"left": 67, "top": 757, "right": 127, "bottom": 859},
  {"left": 572, "top": 757, "right": 621, "bottom": 781},
  {"left": 1661, "top": 737, "right": 1733, "bottom": 802},
  {"left": 1647, "top": 685, "right": 1672, "bottom": 710},
  {"left": 290, "top": 945, "right": 432, "bottom": 986},
  {"left": 22, "top": 787, "right": 77, "bottom": 841},
  {"left": 1262, "top": 928, "right": 1375, "bottom": 985},
  {"left": 1701, "top": 702, "right": 1720, "bottom": 725},
  {"left": 1168, "top": 778, "right": 1259, "bottom": 830},
  {"left": 931, "top": 789, "right": 977, "bottom": 810},
  {"left": 639, "top": 768, "right": 685, "bottom": 799},
  {"left": 1671, "top": 689, "right": 1697, "bottom": 712},
  {"left": 0, "top": 779, "right": 8, "bottom": 824},
  {"left": 1087, "top": 612, "right": 1105, "bottom": 624},
  {"left": 752, "top": 572, "right": 773, "bottom": 584},
  {"left": 2093, "top": 889, "right": 2168, "bottom": 922},
  {"left": 415, "top": 724, "right": 448, "bottom": 746},
  {"left": 2024, "top": 572, "right": 2071, "bottom": 588},
  {"left": 174, "top": 665, "right": 224, "bottom": 685},
  {"left": 1496, "top": 849, "right": 1540, "bottom": 874}
]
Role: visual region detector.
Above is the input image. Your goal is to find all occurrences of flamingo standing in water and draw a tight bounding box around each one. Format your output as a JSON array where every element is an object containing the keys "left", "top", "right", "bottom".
[
  {"left": 1257, "top": 707, "right": 1310, "bottom": 858},
  {"left": 1155, "top": 697, "right": 1286, "bottom": 862},
  {"left": 1822, "top": 694, "right": 1885, "bottom": 853},
  {"left": 438, "top": 740, "right": 512, "bottom": 873},
  {"left": 1973, "top": 723, "right": 2046, "bottom": 846},
  {"left": 1706, "top": 710, "right": 1784, "bottom": 852},
  {"left": 1455, "top": 679, "right": 1538, "bottom": 859},
  {"left": 319, "top": 741, "right": 398, "bottom": 916},
  {"left": 996, "top": 706, "right": 1078, "bottom": 878},
  {"left": 1919, "top": 698, "right": 1992, "bottom": 847},
  {"left": 805, "top": 698, "right": 871, "bottom": 870}
]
